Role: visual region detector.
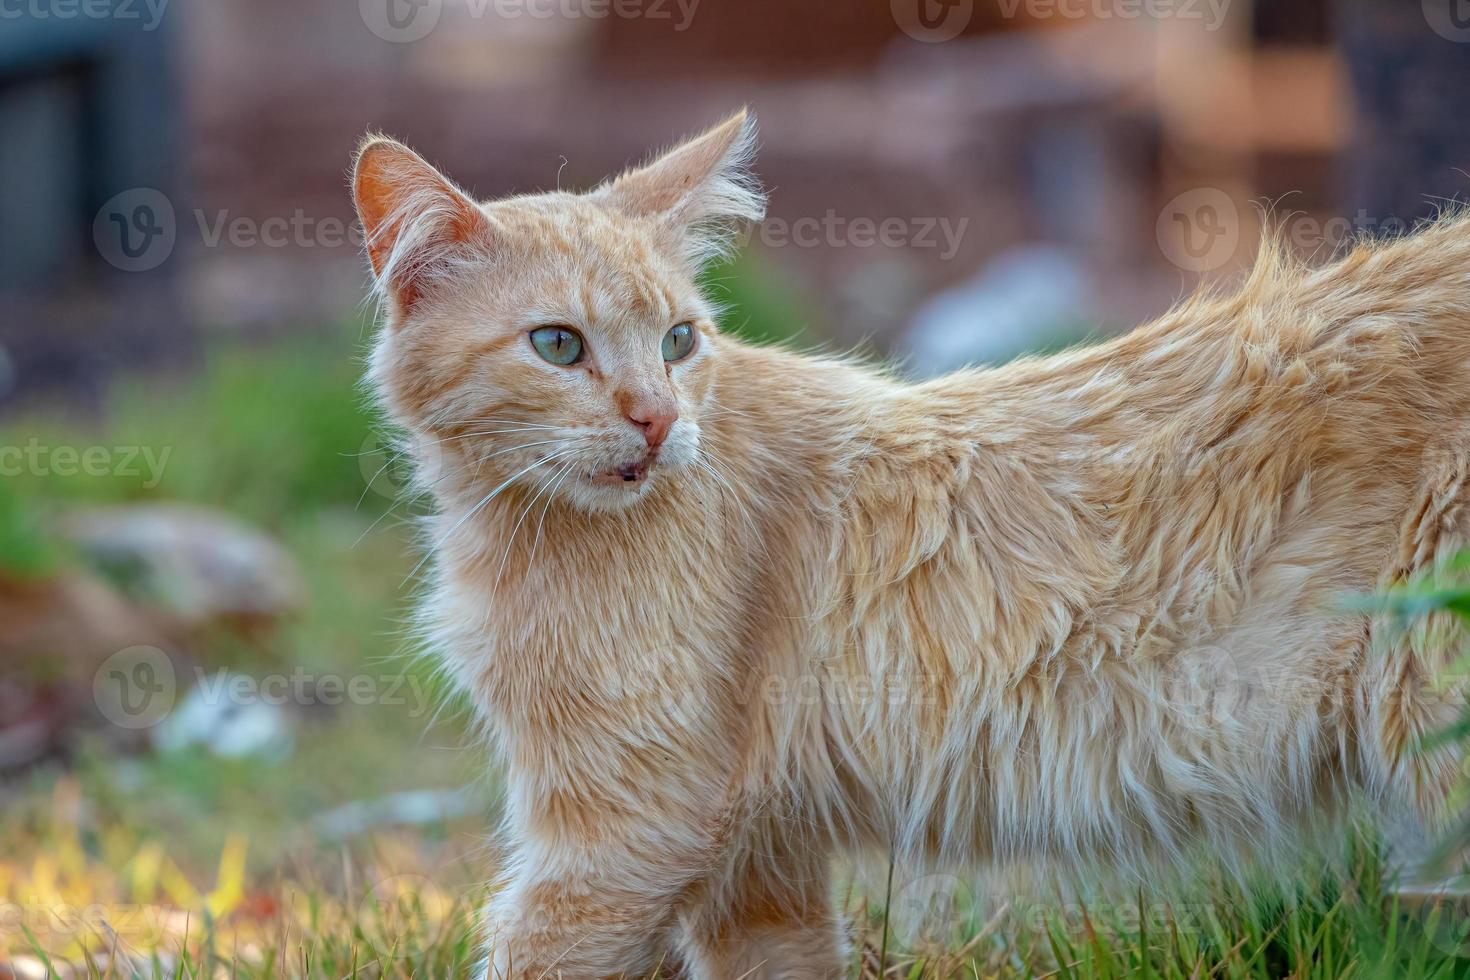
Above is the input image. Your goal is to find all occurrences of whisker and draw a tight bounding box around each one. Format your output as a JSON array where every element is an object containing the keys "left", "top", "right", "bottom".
[
  {"left": 471, "top": 440, "right": 564, "bottom": 467},
  {"left": 477, "top": 459, "right": 576, "bottom": 635},
  {"left": 437, "top": 417, "right": 570, "bottom": 430},
  {"left": 492, "top": 458, "right": 572, "bottom": 591},
  {"left": 446, "top": 428, "right": 566, "bottom": 439},
  {"left": 356, "top": 447, "right": 408, "bottom": 511},
  {"left": 705, "top": 398, "right": 754, "bottom": 419},
  {"left": 349, "top": 451, "right": 485, "bottom": 550},
  {"left": 469, "top": 440, "right": 567, "bottom": 479},
  {"left": 528, "top": 460, "right": 576, "bottom": 574},
  {"left": 403, "top": 449, "right": 574, "bottom": 585}
]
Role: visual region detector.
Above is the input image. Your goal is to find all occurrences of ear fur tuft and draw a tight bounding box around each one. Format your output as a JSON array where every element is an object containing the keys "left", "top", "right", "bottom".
[{"left": 600, "top": 109, "right": 766, "bottom": 266}]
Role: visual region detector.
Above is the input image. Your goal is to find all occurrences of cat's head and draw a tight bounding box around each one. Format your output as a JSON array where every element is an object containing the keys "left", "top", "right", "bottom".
[{"left": 351, "top": 110, "right": 763, "bottom": 512}]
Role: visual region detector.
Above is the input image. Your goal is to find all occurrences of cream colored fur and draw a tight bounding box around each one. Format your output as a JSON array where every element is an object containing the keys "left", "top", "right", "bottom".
[{"left": 351, "top": 111, "right": 1470, "bottom": 979}]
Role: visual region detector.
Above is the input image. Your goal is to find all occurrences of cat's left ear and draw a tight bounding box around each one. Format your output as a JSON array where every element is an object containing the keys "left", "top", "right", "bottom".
[{"left": 599, "top": 109, "right": 766, "bottom": 264}]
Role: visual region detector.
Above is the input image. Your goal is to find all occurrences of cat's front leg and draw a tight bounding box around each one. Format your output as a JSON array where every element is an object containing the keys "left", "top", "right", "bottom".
[
  {"left": 677, "top": 843, "right": 847, "bottom": 980},
  {"left": 476, "top": 837, "right": 691, "bottom": 979}
]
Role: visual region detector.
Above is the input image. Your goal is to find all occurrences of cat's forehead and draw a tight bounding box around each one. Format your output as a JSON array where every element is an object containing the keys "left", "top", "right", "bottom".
[
  {"left": 487, "top": 195, "right": 664, "bottom": 267},
  {"left": 481, "top": 195, "right": 693, "bottom": 323}
]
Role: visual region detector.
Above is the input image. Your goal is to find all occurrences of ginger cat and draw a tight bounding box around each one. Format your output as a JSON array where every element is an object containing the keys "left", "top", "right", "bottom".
[{"left": 351, "top": 111, "right": 1470, "bottom": 978}]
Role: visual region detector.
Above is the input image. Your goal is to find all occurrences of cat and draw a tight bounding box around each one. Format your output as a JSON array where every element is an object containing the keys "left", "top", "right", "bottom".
[{"left": 351, "top": 110, "right": 1470, "bottom": 978}]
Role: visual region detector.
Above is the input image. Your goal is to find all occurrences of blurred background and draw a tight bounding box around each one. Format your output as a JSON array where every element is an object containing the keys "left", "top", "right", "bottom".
[{"left": 3, "top": 0, "right": 1470, "bottom": 974}]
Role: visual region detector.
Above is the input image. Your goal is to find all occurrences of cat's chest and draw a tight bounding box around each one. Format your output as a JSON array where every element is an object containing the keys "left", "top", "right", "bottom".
[{"left": 430, "top": 539, "right": 732, "bottom": 708}]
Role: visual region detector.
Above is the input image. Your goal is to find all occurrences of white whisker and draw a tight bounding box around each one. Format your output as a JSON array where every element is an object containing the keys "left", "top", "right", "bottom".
[{"left": 403, "top": 449, "right": 574, "bottom": 585}]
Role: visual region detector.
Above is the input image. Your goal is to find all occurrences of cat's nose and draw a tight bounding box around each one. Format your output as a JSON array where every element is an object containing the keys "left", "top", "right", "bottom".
[{"left": 623, "top": 397, "right": 678, "bottom": 449}]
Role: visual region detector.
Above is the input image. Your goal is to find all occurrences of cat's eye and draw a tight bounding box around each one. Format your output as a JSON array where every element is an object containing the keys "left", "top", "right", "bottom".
[
  {"left": 529, "top": 326, "right": 584, "bottom": 366},
  {"left": 662, "top": 322, "right": 696, "bottom": 362}
]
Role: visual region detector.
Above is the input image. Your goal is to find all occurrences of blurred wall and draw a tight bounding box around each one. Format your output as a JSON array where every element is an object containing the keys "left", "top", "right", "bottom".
[{"left": 8, "top": 0, "right": 1470, "bottom": 402}]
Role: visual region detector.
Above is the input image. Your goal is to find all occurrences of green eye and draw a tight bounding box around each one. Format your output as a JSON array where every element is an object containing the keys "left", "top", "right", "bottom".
[
  {"left": 529, "top": 326, "right": 584, "bottom": 366},
  {"left": 662, "top": 322, "right": 696, "bottom": 362}
]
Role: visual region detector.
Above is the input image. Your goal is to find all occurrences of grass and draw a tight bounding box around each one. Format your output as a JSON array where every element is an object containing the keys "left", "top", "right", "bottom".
[
  {"left": 8, "top": 810, "right": 1470, "bottom": 977},
  {"left": 4, "top": 284, "right": 1470, "bottom": 975}
]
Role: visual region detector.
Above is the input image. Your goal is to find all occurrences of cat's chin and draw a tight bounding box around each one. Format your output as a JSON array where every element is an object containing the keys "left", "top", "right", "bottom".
[{"left": 559, "top": 471, "right": 659, "bottom": 513}]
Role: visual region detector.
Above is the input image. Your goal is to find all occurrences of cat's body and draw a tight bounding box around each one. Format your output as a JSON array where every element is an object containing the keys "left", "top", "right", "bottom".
[{"left": 353, "top": 112, "right": 1470, "bottom": 978}]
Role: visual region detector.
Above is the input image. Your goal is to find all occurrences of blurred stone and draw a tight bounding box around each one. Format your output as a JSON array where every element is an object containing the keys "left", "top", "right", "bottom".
[
  {"left": 153, "top": 671, "right": 295, "bottom": 760},
  {"left": 314, "top": 787, "right": 483, "bottom": 841},
  {"left": 898, "top": 244, "right": 1093, "bottom": 377},
  {"left": 61, "top": 504, "right": 306, "bottom": 630},
  {"left": 0, "top": 572, "right": 176, "bottom": 767}
]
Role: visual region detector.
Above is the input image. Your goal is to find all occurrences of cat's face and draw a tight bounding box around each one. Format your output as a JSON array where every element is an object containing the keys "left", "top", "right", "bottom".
[{"left": 353, "top": 112, "right": 762, "bottom": 512}]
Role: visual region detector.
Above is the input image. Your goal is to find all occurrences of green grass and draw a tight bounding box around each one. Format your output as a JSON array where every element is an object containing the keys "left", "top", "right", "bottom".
[{"left": 8, "top": 821, "right": 1470, "bottom": 977}]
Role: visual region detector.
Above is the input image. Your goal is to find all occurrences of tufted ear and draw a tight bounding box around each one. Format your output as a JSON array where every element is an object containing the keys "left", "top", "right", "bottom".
[
  {"left": 599, "top": 109, "right": 766, "bottom": 265},
  {"left": 351, "top": 136, "right": 491, "bottom": 314}
]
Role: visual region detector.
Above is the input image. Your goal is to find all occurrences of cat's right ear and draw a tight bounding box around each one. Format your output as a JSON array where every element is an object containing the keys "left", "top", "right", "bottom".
[{"left": 351, "top": 136, "right": 490, "bottom": 315}]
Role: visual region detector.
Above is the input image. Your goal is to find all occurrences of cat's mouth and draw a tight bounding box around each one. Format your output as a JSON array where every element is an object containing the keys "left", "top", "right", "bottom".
[{"left": 588, "top": 455, "right": 655, "bottom": 487}]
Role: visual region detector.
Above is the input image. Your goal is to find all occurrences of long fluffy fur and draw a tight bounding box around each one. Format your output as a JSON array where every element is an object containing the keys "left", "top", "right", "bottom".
[{"left": 352, "top": 115, "right": 1470, "bottom": 978}]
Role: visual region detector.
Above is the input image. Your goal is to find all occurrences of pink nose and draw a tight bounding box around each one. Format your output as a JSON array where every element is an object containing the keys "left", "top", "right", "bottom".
[{"left": 623, "top": 397, "right": 678, "bottom": 449}]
